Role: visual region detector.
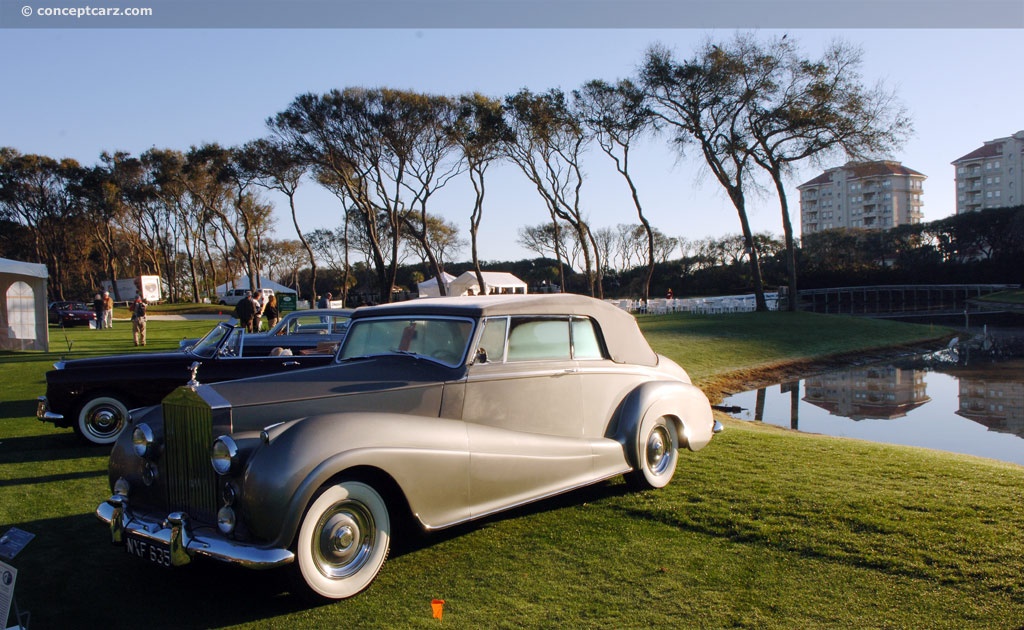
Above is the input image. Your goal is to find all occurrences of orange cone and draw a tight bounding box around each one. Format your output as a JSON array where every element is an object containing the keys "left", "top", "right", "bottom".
[{"left": 431, "top": 599, "right": 445, "bottom": 620}]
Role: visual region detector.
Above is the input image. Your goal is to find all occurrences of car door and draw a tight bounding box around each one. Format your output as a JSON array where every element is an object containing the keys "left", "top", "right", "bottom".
[{"left": 462, "top": 316, "right": 590, "bottom": 516}]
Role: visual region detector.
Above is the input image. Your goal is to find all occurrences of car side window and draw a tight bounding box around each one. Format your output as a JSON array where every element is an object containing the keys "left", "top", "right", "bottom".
[
  {"left": 476, "top": 317, "right": 508, "bottom": 363},
  {"left": 571, "top": 317, "right": 604, "bottom": 360},
  {"left": 506, "top": 317, "right": 571, "bottom": 362}
]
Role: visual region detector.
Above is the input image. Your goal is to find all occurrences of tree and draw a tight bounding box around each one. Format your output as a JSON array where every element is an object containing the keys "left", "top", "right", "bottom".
[
  {"left": 0, "top": 148, "right": 90, "bottom": 299},
  {"left": 641, "top": 42, "right": 771, "bottom": 310},
  {"left": 503, "top": 88, "right": 603, "bottom": 297},
  {"left": 574, "top": 78, "right": 659, "bottom": 300},
  {"left": 452, "top": 93, "right": 510, "bottom": 294},
  {"left": 235, "top": 138, "right": 317, "bottom": 303},
  {"left": 740, "top": 34, "right": 912, "bottom": 309},
  {"left": 273, "top": 89, "right": 461, "bottom": 303},
  {"left": 182, "top": 144, "right": 276, "bottom": 293}
]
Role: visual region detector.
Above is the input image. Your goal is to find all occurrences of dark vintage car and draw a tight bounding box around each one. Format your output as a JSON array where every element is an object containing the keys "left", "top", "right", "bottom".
[
  {"left": 37, "top": 321, "right": 338, "bottom": 445},
  {"left": 48, "top": 301, "right": 97, "bottom": 327},
  {"left": 96, "top": 294, "right": 722, "bottom": 600},
  {"left": 180, "top": 309, "right": 352, "bottom": 355}
]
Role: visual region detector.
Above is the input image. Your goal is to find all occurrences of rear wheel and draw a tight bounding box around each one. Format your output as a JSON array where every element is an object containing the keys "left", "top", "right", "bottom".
[
  {"left": 293, "top": 480, "right": 391, "bottom": 601},
  {"left": 75, "top": 394, "right": 130, "bottom": 445},
  {"left": 625, "top": 415, "right": 679, "bottom": 490}
]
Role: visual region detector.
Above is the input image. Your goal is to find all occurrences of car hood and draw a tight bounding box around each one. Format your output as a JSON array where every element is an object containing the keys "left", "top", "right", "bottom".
[
  {"left": 201, "top": 354, "right": 462, "bottom": 409},
  {"left": 55, "top": 350, "right": 205, "bottom": 371}
]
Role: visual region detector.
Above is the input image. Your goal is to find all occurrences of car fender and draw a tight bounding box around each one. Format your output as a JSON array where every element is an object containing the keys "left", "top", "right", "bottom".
[
  {"left": 615, "top": 380, "right": 715, "bottom": 466},
  {"left": 238, "top": 412, "right": 472, "bottom": 548}
]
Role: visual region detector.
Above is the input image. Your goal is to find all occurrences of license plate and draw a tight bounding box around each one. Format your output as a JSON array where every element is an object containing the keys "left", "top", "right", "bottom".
[{"left": 125, "top": 532, "right": 172, "bottom": 567}]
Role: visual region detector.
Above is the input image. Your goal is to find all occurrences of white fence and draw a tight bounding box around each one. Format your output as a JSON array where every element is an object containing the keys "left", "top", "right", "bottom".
[{"left": 610, "top": 293, "right": 780, "bottom": 315}]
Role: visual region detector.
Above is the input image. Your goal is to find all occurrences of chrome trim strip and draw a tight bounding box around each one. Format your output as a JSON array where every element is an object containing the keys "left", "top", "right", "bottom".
[{"left": 97, "top": 498, "right": 295, "bottom": 569}]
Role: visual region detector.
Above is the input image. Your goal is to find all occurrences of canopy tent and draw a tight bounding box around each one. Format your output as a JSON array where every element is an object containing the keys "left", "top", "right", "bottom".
[
  {"left": 448, "top": 271, "right": 528, "bottom": 297},
  {"left": 0, "top": 257, "right": 49, "bottom": 351},
  {"left": 214, "top": 276, "right": 297, "bottom": 296},
  {"left": 417, "top": 272, "right": 456, "bottom": 298}
]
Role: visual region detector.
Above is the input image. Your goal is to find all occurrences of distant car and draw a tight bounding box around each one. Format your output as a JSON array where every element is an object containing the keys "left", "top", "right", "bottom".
[
  {"left": 48, "top": 301, "right": 97, "bottom": 327},
  {"left": 218, "top": 288, "right": 276, "bottom": 306},
  {"left": 96, "top": 294, "right": 722, "bottom": 600},
  {"left": 180, "top": 309, "right": 352, "bottom": 355},
  {"left": 37, "top": 320, "right": 338, "bottom": 445}
]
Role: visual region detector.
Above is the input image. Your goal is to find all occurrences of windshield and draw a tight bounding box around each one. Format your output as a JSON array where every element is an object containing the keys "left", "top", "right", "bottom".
[
  {"left": 189, "top": 323, "right": 236, "bottom": 358},
  {"left": 339, "top": 316, "right": 474, "bottom": 367}
]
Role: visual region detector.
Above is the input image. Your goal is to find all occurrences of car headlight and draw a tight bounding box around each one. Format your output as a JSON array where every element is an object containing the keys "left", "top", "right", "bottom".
[
  {"left": 210, "top": 436, "right": 239, "bottom": 476},
  {"left": 217, "top": 506, "right": 237, "bottom": 535},
  {"left": 132, "top": 423, "right": 156, "bottom": 458}
]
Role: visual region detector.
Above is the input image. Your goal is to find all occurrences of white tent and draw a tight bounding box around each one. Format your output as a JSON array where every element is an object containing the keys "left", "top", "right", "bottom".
[
  {"left": 0, "top": 257, "right": 49, "bottom": 351},
  {"left": 214, "top": 276, "right": 297, "bottom": 296},
  {"left": 417, "top": 272, "right": 456, "bottom": 298},
  {"left": 448, "top": 271, "right": 528, "bottom": 297}
]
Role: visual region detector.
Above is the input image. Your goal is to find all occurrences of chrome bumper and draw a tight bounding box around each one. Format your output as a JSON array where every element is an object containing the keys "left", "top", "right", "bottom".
[
  {"left": 36, "top": 396, "right": 64, "bottom": 422},
  {"left": 96, "top": 495, "right": 294, "bottom": 570}
]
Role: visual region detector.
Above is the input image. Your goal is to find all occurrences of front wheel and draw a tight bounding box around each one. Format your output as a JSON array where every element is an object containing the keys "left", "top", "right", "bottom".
[
  {"left": 75, "top": 394, "right": 130, "bottom": 445},
  {"left": 293, "top": 480, "right": 391, "bottom": 601},
  {"left": 625, "top": 415, "right": 679, "bottom": 490}
]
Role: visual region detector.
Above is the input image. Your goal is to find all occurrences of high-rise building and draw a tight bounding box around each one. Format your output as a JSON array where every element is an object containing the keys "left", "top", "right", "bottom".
[
  {"left": 798, "top": 160, "right": 925, "bottom": 237},
  {"left": 951, "top": 130, "right": 1024, "bottom": 214}
]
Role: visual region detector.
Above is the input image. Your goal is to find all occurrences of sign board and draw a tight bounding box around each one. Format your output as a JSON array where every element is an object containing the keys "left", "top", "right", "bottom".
[
  {"left": 0, "top": 560, "right": 16, "bottom": 630},
  {"left": 277, "top": 292, "right": 297, "bottom": 312},
  {"left": 0, "top": 529, "right": 32, "bottom": 562}
]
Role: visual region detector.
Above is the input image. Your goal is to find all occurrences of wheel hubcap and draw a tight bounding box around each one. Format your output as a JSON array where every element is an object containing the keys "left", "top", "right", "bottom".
[
  {"left": 646, "top": 426, "right": 671, "bottom": 475},
  {"left": 314, "top": 502, "right": 374, "bottom": 579},
  {"left": 86, "top": 406, "right": 125, "bottom": 438}
]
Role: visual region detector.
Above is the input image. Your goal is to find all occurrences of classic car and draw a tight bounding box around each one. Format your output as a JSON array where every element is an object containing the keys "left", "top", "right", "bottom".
[
  {"left": 48, "top": 301, "right": 97, "bottom": 327},
  {"left": 37, "top": 320, "right": 339, "bottom": 445},
  {"left": 179, "top": 308, "right": 352, "bottom": 354},
  {"left": 96, "top": 294, "right": 721, "bottom": 601}
]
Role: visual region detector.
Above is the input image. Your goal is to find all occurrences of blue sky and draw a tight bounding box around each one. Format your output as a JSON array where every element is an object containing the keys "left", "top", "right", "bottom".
[{"left": 2, "top": 26, "right": 1022, "bottom": 262}]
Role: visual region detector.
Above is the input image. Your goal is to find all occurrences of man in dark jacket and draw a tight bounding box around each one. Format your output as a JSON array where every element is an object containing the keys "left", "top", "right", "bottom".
[
  {"left": 234, "top": 290, "right": 255, "bottom": 332},
  {"left": 131, "top": 297, "right": 148, "bottom": 346}
]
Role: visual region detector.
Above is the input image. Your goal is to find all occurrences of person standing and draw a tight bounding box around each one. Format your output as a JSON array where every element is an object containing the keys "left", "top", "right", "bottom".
[
  {"left": 250, "top": 291, "right": 265, "bottom": 332},
  {"left": 131, "top": 296, "right": 148, "bottom": 346},
  {"left": 93, "top": 293, "right": 104, "bottom": 330},
  {"left": 234, "top": 290, "right": 255, "bottom": 333},
  {"left": 102, "top": 291, "right": 114, "bottom": 329},
  {"left": 317, "top": 292, "right": 332, "bottom": 309},
  {"left": 264, "top": 294, "right": 280, "bottom": 329}
]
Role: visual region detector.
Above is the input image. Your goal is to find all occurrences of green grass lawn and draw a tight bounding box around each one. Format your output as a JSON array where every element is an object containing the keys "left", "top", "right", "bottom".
[{"left": 4, "top": 312, "right": 1022, "bottom": 629}]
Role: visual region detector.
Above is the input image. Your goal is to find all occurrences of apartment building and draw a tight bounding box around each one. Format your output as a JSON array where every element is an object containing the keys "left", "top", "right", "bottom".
[
  {"left": 798, "top": 160, "right": 925, "bottom": 237},
  {"left": 951, "top": 130, "right": 1024, "bottom": 214}
]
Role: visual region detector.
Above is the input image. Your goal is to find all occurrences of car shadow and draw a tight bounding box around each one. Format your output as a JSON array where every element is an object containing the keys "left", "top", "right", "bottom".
[
  {"left": 4, "top": 479, "right": 639, "bottom": 626},
  {"left": 0, "top": 399, "right": 38, "bottom": 419},
  {"left": 0, "top": 432, "right": 107, "bottom": 465}
]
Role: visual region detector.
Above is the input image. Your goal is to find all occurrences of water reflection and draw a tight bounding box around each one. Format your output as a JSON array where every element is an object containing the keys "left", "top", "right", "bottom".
[{"left": 724, "top": 360, "right": 1024, "bottom": 466}]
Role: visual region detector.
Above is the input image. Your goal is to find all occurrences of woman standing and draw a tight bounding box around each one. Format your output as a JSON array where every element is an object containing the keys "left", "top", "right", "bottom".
[{"left": 264, "top": 293, "right": 280, "bottom": 330}]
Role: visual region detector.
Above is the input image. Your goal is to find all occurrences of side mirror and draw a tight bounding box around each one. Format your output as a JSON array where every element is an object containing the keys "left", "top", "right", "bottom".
[{"left": 475, "top": 348, "right": 488, "bottom": 364}]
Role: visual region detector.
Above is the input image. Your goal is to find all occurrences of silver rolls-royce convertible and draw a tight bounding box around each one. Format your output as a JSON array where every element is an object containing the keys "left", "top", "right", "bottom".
[{"left": 97, "top": 294, "right": 721, "bottom": 600}]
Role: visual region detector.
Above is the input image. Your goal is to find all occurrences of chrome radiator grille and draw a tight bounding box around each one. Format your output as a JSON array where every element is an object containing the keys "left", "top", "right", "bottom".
[{"left": 162, "top": 393, "right": 219, "bottom": 523}]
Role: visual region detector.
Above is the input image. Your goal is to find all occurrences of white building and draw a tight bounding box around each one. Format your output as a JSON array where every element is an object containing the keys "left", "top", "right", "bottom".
[
  {"left": 951, "top": 130, "right": 1024, "bottom": 214},
  {"left": 798, "top": 160, "right": 926, "bottom": 237}
]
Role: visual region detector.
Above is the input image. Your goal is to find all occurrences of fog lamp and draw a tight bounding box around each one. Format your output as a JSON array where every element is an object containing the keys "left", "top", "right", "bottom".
[
  {"left": 141, "top": 462, "right": 158, "bottom": 486},
  {"left": 132, "top": 423, "right": 156, "bottom": 458},
  {"left": 217, "top": 506, "right": 237, "bottom": 535},
  {"left": 210, "top": 436, "right": 239, "bottom": 476},
  {"left": 222, "top": 482, "right": 237, "bottom": 506}
]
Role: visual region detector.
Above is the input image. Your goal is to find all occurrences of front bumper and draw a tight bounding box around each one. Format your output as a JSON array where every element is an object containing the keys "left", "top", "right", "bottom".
[
  {"left": 96, "top": 495, "right": 294, "bottom": 570},
  {"left": 36, "top": 396, "right": 64, "bottom": 423}
]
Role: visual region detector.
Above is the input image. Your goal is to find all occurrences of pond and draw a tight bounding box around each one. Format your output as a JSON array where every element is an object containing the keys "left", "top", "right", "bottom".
[{"left": 722, "top": 358, "right": 1024, "bottom": 467}]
